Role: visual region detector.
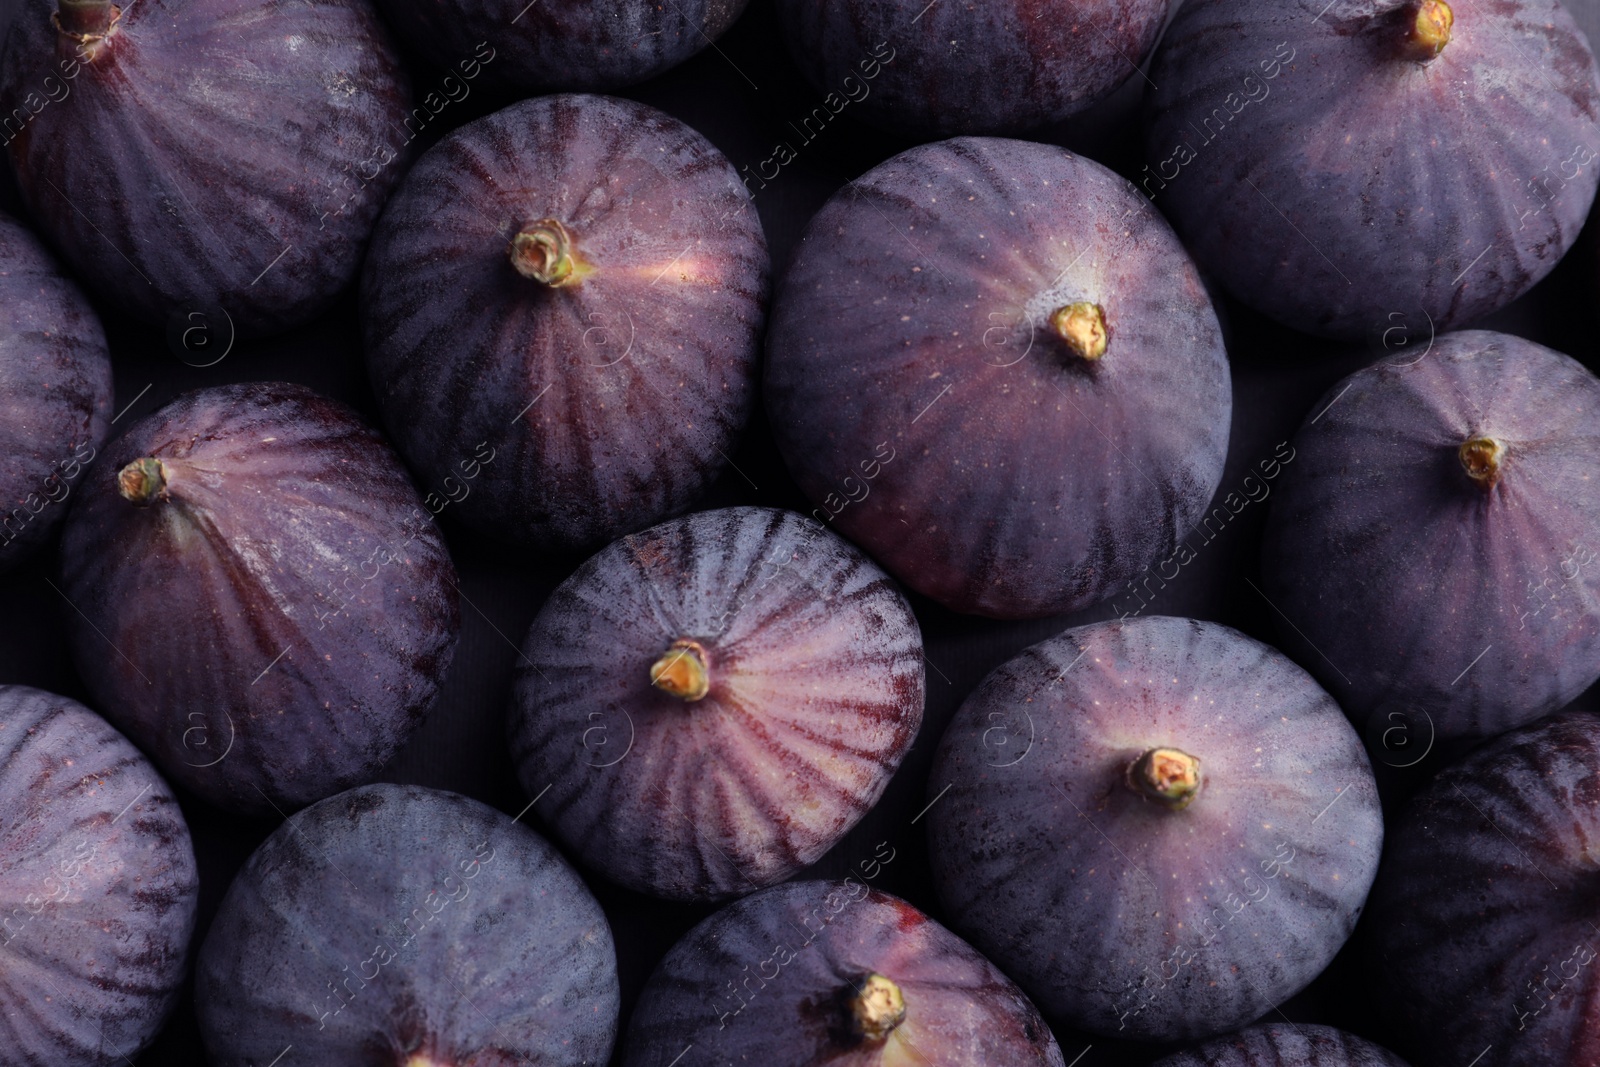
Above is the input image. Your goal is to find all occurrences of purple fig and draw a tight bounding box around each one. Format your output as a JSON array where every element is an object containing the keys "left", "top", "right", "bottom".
[{"left": 1153, "top": 1024, "right": 1412, "bottom": 1067}]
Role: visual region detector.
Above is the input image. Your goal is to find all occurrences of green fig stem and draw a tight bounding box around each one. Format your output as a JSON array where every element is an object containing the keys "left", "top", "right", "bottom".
[
  {"left": 1050, "top": 302, "right": 1108, "bottom": 362},
  {"left": 1399, "top": 0, "right": 1452, "bottom": 61},
  {"left": 650, "top": 640, "right": 710, "bottom": 702},
  {"left": 850, "top": 973, "right": 906, "bottom": 1042},
  {"left": 1460, "top": 436, "right": 1504, "bottom": 490},
  {"left": 117, "top": 458, "right": 167, "bottom": 507},
  {"left": 55, "top": 0, "right": 118, "bottom": 38},
  {"left": 1127, "top": 747, "right": 1202, "bottom": 810},
  {"left": 509, "top": 219, "right": 587, "bottom": 287}
]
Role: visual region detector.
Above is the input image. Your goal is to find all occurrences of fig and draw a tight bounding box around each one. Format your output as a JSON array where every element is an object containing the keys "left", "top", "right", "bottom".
[
  {"left": 0, "top": 211, "right": 110, "bottom": 572},
  {"left": 623, "top": 880, "right": 1065, "bottom": 1067},
  {"left": 925, "top": 616, "right": 1383, "bottom": 1041},
  {"left": 0, "top": 685, "right": 198, "bottom": 1067},
  {"left": 1153, "top": 1024, "right": 1411, "bottom": 1067},
  {"left": 507, "top": 506, "right": 924, "bottom": 902},
  {"left": 1364, "top": 711, "right": 1600, "bottom": 1067},
  {"left": 1144, "top": 0, "right": 1600, "bottom": 339},
  {"left": 195, "top": 783, "right": 620, "bottom": 1066},
  {"left": 764, "top": 137, "right": 1231, "bottom": 619},
  {"left": 0, "top": 0, "right": 411, "bottom": 338},
  {"left": 58, "top": 382, "right": 460, "bottom": 816},
  {"left": 363, "top": 93, "right": 769, "bottom": 552},
  {"left": 776, "top": 0, "right": 1169, "bottom": 136},
  {"left": 1260, "top": 331, "right": 1600, "bottom": 741}
]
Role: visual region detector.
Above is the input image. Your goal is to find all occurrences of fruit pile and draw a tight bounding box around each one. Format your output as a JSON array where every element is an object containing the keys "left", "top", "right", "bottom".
[{"left": 0, "top": 0, "right": 1596, "bottom": 1064}]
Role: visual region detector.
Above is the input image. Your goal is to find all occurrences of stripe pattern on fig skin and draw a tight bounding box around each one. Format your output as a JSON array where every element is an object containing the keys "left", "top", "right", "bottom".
[
  {"left": 0, "top": 685, "right": 199, "bottom": 1067},
  {"left": 58, "top": 382, "right": 460, "bottom": 817},
  {"left": 0, "top": 0, "right": 412, "bottom": 337},
  {"left": 1365, "top": 712, "right": 1600, "bottom": 1067},
  {"left": 362, "top": 93, "right": 769, "bottom": 553},
  {"left": 509, "top": 507, "right": 924, "bottom": 902},
  {"left": 1151, "top": 1022, "right": 1412, "bottom": 1066}
]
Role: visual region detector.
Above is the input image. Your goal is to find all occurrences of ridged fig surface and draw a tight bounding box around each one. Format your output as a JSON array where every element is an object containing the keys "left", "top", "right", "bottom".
[
  {"left": 0, "top": 685, "right": 198, "bottom": 1067},
  {"left": 926, "top": 616, "right": 1383, "bottom": 1041},
  {"left": 1153, "top": 1024, "right": 1411, "bottom": 1067},
  {"left": 777, "top": 0, "right": 1169, "bottom": 135},
  {"left": 196, "top": 784, "right": 620, "bottom": 1066},
  {"left": 765, "top": 137, "right": 1230, "bottom": 619},
  {"left": 1145, "top": 0, "right": 1600, "bottom": 339},
  {"left": 0, "top": 212, "right": 110, "bottom": 571},
  {"left": 0, "top": 0, "right": 411, "bottom": 337},
  {"left": 363, "top": 93, "right": 769, "bottom": 552},
  {"left": 624, "top": 881, "right": 1065, "bottom": 1067},
  {"left": 59, "top": 382, "right": 460, "bottom": 816},
  {"left": 508, "top": 507, "right": 924, "bottom": 901},
  {"left": 1261, "top": 331, "right": 1600, "bottom": 740},
  {"left": 1365, "top": 712, "right": 1600, "bottom": 1067}
]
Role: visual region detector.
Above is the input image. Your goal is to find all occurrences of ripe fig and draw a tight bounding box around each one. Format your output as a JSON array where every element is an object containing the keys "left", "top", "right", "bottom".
[
  {"left": 1364, "top": 711, "right": 1600, "bottom": 1067},
  {"left": 776, "top": 0, "right": 1169, "bottom": 135},
  {"left": 0, "top": 211, "right": 110, "bottom": 571},
  {"left": 0, "top": 0, "right": 411, "bottom": 338},
  {"left": 0, "top": 685, "right": 199, "bottom": 1067},
  {"left": 925, "top": 616, "right": 1383, "bottom": 1041},
  {"left": 1261, "top": 331, "right": 1600, "bottom": 740},
  {"left": 1144, "top": 0, "right": 1600, "bottom": 339},
  {"left": 58, "top": 382, "right": 460, "bottom": 816},
  {"left": 1153, "top": 1024, "right": 1411, "bottom": 1067},
  {"left": 764, "top": 137, "right": 1231, "bottom": 619},
  {"left": 363, "top": 94, "right": 769, "bottom": 552},
  {"left": 622, "top": 880, "right": 1065, "bottom": 1067},
  {"left": 507, "top": 506, "right": 924, "bottom": 902},
  {"left": 196, "top": 784, "right": 620, "bottom": 1066}
]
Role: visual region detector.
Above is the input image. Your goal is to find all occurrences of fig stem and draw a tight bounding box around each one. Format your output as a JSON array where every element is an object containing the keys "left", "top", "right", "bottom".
[
  {"left": 1050, "top": 302, "right": 1108, "bottom": 362},
  {"left": 1400, "top": 0, "right": 1453, "bottom": 61},
  {"left": 55, "top": 0, "right": 118, "bottom": 37},
  {"left": 850, "top": 973, "right": 906, "bottom": 1042},
  {"left": 650, "top": 639, "right": 710, "bottom": 702},
  {"left": 1459, "top": 436, "right": 1504, "bottom": 490},
  {"left": 510, "top": 219, "right": 587, "bottom": 287},
  {"left": 1127, "top": 747, "right": 1202, "bottom": 810},
  {"left": 117, "top": 458, "right": 168, "bottom": 507}
]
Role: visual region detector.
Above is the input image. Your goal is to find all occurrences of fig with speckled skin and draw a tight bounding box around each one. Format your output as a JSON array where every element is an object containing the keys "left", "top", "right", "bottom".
[
  {"left": 1153, "top": 1024, "right": 1412, "bottom": 1067},
  {"left": 765, "top": 137, "right": 1230, "bottom": 619},
  {"left": 623, "top": 880, "right": 1065, "bottom": 1067},
  {"left": 0, "top": 212, "right": 110, "bottom": 571},
  {"left": 1261, "top": 331, "right": 1600, "bottom": 741},
  {"left": 59, "top": 382, "right": 459, "bottom": 816},
  {"left": 196, "top": 783, "right": 620, "bottom": 1067},
  {"left": 508, "top": 507, "right": 924, "bottom": 902},
  {"left": 926, "top": 616, "right": 1383, "bottom": 1041},
  {"left": 1144, "top": 0, "right": 1600, "bottom": 339},
  {"left": 0, "top": 685, "right": 198, "bottom": 1067},
  {"left": 363, "top": 94, "right": 769, "bottom": 552},
  {"left": 1365, "top": 712, "right": 1600, "bottom": 1067}
]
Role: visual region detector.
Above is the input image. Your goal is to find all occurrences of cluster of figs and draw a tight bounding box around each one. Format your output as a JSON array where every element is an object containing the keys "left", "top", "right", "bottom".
[{"left": 0, "top": 0, "right": 1598, "bottom": 1064}]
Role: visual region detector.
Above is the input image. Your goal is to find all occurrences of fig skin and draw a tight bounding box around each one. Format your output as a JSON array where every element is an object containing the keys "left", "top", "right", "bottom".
[
  {"left": 195, "top": 783, "right": 620, "bottom": 1067},
  {"left": 0, "top": 211, "right": 111, "bottom": 572},
  {"left": 1152, "top": 1024, "right": 1411, "bottom": 1067},
  {"left": 383, "top": 0, "right": 751, "bottom": 91},
  {"left": 363, "top": 94, "right": 769, "bottom": 553},
  {"left": 0, "top": 685, "right": 199, "bottom": 1067},
  {"left": 58, "top": 382, "right": 460, "bottom": 817},
  {"left": 1144, "top": 0, "right": 1600, "bottom": 340},
  {"left": 1364, "top": 712, "right": 1600, "bottom": 1067},
  {"left": 1261, "top": 331, "right": 1600, "bottom": 741},
  {"left": 764, "top": 137, "right": 1231, "bottom": 619},
  {"left": 926, "top": 616, "right": 1383, "bottom": 1041},
  {"left": 776, "top": 0, "right": 1169, "bottom": 136},
  {"left": 0, "top": 0, "right": 412, "bottom": 338},
  {"left": 508, "top": 506, "right": 924, "bottom": 902},
  {"left": 623, "top": 880, "right": 1066, "bottom": 1067}
]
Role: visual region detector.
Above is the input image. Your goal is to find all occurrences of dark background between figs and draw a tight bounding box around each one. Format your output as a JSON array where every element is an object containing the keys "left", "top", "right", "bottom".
[{"left": 2, "top": 0, "right": 1600, "bottom": 1063}]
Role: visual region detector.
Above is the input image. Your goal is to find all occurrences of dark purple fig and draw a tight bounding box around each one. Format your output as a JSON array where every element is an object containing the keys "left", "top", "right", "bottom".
[
  {"left": 1364, "top": 712, "right": 1600, "bottom": 1067},
  {"left": 776, "top": 0, "right": 1169, "bottom": 136},
  {"left": 0, "top": 684, "right": 198, "bottom": 1067},
  {"left": 363, "top": 94, "right": 769, "bottom": 552},
  {"left": 1152, "top": 1024, "right": 1412, "bottom": 1067},
  {"left": 926, "top": 616, "right": 1383, "bottom": 1041},
  {"left": 1261, "top": 331, "right": 1600, "bottom": 741},
  {"left": 383, "top": 0, "right": 751, "bottom": 91},
  {"left": 623, "top": 880, "right": 1065, "bottom": 1067},
  {"left": 765, "top": 137, "right": 1230, "bottom": 619},
  {"left": 1144, "top": 0, "right": 1600, "bottom": 340},
  {"left": 0, "top": 211, "right": 110, "bottom": 571},
  {"left": 0, "top": 0, "right": 411, "bottom": 338},
  {"left": 508, "top": 506, "right": 923, "bottom": 902},
  {"left": 196, "top": 783, "right": 620, "bottom": 1066},
  {"left": 59, "top": 382, "right": 460, "bottom": 816}
]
